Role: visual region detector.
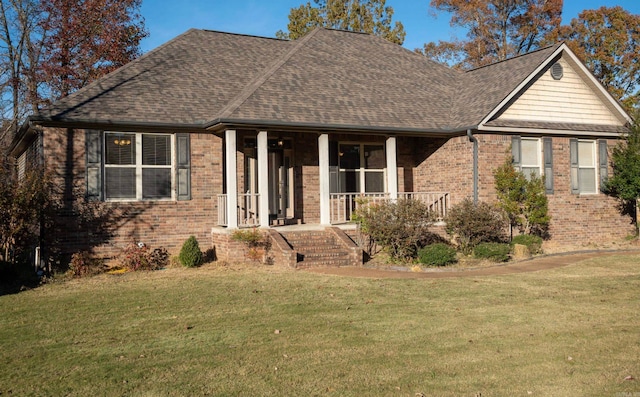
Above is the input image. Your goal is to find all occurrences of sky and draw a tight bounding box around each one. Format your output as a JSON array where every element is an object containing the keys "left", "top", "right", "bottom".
[{"left": 139, "top": 1, "right": 640, "bottom": 53}]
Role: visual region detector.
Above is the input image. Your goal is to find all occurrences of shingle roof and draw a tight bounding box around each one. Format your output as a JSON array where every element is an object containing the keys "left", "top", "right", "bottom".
[{"left": 34, "top": 27, "right": 623, "bottom": 135}]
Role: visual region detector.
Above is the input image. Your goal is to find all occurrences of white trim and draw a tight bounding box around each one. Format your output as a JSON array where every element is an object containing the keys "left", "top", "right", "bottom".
[
  {"left": 577, "top": 139, "right": 598, "bottom": 195},
  {"left": 225, "top": 129, "right": 238, "bottom": 229},
  {"left": 477, "top": 125, "right": 622, "bottom": 138},
  {"left": 257, "top": 130, "right": 269, "bottom": 228},
  {"left": 478, "top": 43, "right": 632, "bottom": 129},
  {"left": 386, "top": 137, "right": 398, "bottom": 199},
  {"left": 520, "top": 137, "right": 542, "bottom": 176},
  {"left": 318, "top": 134, "right": 330, "bottom": 225}
]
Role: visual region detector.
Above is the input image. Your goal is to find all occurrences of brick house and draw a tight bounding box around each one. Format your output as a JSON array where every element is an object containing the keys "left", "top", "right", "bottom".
[{"left": 9, "top": 27, "right": 633, "bottom": 267}]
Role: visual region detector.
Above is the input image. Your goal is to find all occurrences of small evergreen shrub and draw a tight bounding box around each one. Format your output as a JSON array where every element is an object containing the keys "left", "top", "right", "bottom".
[
  {"left": 473, "top": 242, "right": 511, "bottom": 262},
  {"left": 511, "top": 234, "right": 543, "bottom": 255},
  {"left": 418, "top": 243, "right": 457, "bottom": 266},
  {"left": 179, "top": 236, "right": 203, "bottom": 268},
  {"left": 445, "top": 199, "right": 507, "bottom": 254}
]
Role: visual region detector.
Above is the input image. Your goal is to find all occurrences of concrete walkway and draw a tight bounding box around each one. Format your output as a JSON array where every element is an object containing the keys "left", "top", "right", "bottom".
[{"left": 305, "top": 249, "right": 640, "bottom": 279}]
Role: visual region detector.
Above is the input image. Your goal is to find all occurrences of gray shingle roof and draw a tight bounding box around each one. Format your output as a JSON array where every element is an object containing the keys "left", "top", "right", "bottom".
[{"left": 35, "top": 27, "right": 623, "bottom": 135}]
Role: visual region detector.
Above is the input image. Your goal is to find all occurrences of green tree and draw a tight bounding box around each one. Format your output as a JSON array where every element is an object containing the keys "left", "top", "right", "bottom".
[
  {"left": 494, "top": 156, "right": 550, "bottom": 238},
  {"left": 603, "top": 121, "right": 640, "bottom": 236},
  {"left": 548, "top": 6, "right": 640, "bottom": 112},
  {"left": 276, "top": 0, "right": 405, "bottom": 45},
  {"left": 420, "top": 0, "right": 562, "bottom": 69}
]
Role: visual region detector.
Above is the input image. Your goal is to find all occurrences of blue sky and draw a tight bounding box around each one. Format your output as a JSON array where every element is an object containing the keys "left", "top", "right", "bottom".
[{"left": 140, "top": 1, "right": 640, "bottom": 53}]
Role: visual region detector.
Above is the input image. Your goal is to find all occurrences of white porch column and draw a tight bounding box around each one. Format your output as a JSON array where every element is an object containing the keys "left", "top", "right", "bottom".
[
  {"left": 318, "top": 133, "right": 331, "bottom": 225},
  {"left": 257, "top": 130, "right": 270, "bottom": 228},
  {"left": 386, "top": 136, "right": 398, "bottom": 200},
  {"left": 225, "top": 129, "right": 238, "bottom": 229}
]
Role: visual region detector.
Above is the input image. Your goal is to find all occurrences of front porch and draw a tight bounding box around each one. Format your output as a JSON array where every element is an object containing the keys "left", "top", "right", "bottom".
[{"left": 215, "top": 129, "right": 451, "bottom": 229}]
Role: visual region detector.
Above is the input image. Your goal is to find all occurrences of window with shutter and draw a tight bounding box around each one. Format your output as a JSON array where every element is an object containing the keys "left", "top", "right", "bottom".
[
  {"left": 103, "top": 132, "right": 186, "bottom": 200},
  {"left": 570, "top": 139, "right": 598, "bottom": 194}
]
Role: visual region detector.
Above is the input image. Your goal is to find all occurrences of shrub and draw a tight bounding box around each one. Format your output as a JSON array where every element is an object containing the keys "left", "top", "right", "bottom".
[
  {"left": 418, "top": 243, "right": 457, "bottom": 266},
  {"left": 179, "top": 236, "right": 203, "bottom": 268},
  {"left": 511, "top": 234, "right": 543, "bottom": 255},
  {"left": 353, "top": 198, "right": 434, "bottom": 261},
  {"left": 445, "top": 199, "right": 507, "bottom": 254},
  {"left": 231, "top": 228, "right": 271, "bottom": 263},
  {"left": 119, "top": 243, "right": 168, "bottom": 271},
  {"left": 473, "top": 242, "right": 511, "bottom": 262},
  {"left": 69, "top": 251, "right": 104, "bottom": 277},
  {"left": 494, "top": 156, "right": 550, "bottom": 237}
]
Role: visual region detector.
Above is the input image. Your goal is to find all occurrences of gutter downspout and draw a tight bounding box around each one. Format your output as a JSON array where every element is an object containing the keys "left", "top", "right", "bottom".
[{"left": 467, "top": 129, "right": 478, "bottom": 204}]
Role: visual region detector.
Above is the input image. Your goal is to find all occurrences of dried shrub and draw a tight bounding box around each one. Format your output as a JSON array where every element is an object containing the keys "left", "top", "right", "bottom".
[
  {"left": 69, "top": 251, "right": 104, "bottom": 277},
  {"left": 231, "top": 228, "right": 271, "bottom": 263},
  {"left": 445, "top": 199, "right": 507, "bottom": 254},
  {"left": 119, "top": 243, "right": 167, "bottom": 271},
  {"left": 418, "top": 243, "right": 457, "bottom": 266},
  {"left": 179, "top": 236, "right": 203, "bottom": 268},
  {"left": 353, "top": 198, "right": 435, "bottom": 261}
]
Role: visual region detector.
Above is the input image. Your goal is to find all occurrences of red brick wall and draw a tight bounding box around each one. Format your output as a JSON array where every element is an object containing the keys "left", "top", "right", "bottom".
[
  {"left": 411, "top": 132, "right": 634, "bottom": 249},
  {"left": 43, "top": 127, "right": 223, "bottom": 260}
]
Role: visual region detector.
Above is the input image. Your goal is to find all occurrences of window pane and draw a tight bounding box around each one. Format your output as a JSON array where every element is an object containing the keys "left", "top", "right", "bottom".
[
  {"left": 365, "top": 171, "right": 384, "bottom": 193},
  {"left": 339, "top": 170, "right": 360, "bottom": 192},
  {"left": 106, "top": 133, "right": 135, "bottom": 165},
  {"left": 143, "top": 134, "right": 171, "bottom": 165},
  {"left": 521, "top": 139, "right": 539, "bottom": 166},
  {"left": 579, "top": 168, "right": 596, "bottom": 194},
  {"left": 339, "top": 144, "right": 360, "bottom": 169},
  {"left": 105, "top": 168, "right": 136, "bottom": 198},
  {"left": 143, "top": 168, "right": 171, "bottom": 199},
  {"left": 522, "top": 167, "right": 540, "bottom": 180},
  {"left": 364, "top": 145, "right": 385, "bottom": 169},
  {"left": 578, "top": 141, "right": 594, "bottom": 167}
]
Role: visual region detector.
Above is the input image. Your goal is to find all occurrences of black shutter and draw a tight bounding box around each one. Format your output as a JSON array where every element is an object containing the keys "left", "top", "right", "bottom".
[
  {"left": 598, "top": 139, "right": 608, "bottom": 191},
  {"left": 86, "top": 130, "right": 103, "bottom": 200},
  {"left": 511, "top": 136, "right": 521, "bottom": 170},
  {"left": 176, "top": 133, "right": 191, "bottom": 200},
  {"left": 543, "top": 137, "right": 554, "bottom": 194},
  {"left": 570, "top": 138, "right": 579, "bottom": 194}
]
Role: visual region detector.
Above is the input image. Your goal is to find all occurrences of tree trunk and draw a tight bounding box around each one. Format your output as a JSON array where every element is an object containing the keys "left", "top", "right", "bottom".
[{"left": 636, "top": 198, "right": 640, "bottom": 238}]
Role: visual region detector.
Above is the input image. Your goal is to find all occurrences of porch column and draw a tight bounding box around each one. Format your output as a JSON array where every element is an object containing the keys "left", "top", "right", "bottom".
[
  {"left": 225, "top": 129, "right": 238, "bottom": 229},
  {"left": 257, "top": 130, "right": 270, "bottom": 228},
  {"left": 318, "top": 133, "right": 331, "bottom": 225},
  {"left": 386, "top": 136, "right": 398, "bottom": 199}
]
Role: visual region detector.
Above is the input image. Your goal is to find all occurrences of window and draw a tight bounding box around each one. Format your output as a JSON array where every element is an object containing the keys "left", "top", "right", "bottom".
[
  {"left": 520, "top": 138, "right": 541, "bottom": 179},
  {"left": 570, "top": 139, "right": 608, "bottom": 195},
  {"left": 104, "top": 132, "right": 173, "bottom": 200},
  {"left": 331, "top": 143, "right": 386, "bottom": 193},
  {"left": 512, "top": 136, "right": 554, "bottom": 194}
]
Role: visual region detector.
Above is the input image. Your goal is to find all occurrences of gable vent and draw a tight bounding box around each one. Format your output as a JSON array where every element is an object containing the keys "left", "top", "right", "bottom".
[{"left": 550, "top": 62, "right": 563, "bottom": 80}]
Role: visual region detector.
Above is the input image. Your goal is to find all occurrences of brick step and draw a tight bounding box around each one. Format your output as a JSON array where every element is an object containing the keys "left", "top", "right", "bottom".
[
  {"left": 293, "top": 244, "right": 342, "bottom": 253},
  {"left": 299, "top": 251, "right": 350, "bottom": 260},
  {"left": 281, "top": 236, "right": 337, "bottom": 245},
  {"left": 296, "top": 258, "right": 352, "bottom": 268}
]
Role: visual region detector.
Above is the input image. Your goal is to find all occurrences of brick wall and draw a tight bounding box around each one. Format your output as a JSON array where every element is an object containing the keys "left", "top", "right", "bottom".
[
  {"left": 43, "top": 127, "right": 223, "bottom": 260},
  {"left": 412, "top": 132, "right": 634, "bottom": 249}
]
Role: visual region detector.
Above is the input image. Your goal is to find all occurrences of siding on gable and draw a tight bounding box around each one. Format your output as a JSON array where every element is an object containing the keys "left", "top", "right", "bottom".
[{"left": 497, "top": 57, "right": 622, "bottom": 126}]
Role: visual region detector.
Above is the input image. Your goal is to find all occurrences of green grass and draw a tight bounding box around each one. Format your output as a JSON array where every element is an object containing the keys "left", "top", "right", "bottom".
[{"left": 1, "top": 255, "right": 639, "bottom": 396}]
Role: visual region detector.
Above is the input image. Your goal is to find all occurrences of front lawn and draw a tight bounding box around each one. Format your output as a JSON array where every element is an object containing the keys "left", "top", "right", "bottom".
[{"left": 1, "top": 255, "right": 639, "bottom": 396}]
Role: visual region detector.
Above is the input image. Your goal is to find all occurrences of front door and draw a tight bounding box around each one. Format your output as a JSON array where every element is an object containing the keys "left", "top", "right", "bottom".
[{"left": 268, "top": 140, "right": 294, "bottom": 221}]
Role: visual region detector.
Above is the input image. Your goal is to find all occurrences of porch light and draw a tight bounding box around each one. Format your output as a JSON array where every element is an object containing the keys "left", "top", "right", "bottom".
[{"left": 277, "top": 137, "right": 284, "bottom": 147}]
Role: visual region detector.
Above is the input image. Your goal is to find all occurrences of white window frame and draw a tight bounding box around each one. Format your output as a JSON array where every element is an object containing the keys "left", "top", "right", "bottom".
[
  {"left": 520, "top": 137, "right": 542, "bottom": 178},
  {"left": 577, "top": 139, "right": 597, "bottom": 195},
  {"left": 104, "top": 132, "right": 176, "bottom": 201},
  {"left": 337, "top": 142, "right": 387, "bottom": 193}
]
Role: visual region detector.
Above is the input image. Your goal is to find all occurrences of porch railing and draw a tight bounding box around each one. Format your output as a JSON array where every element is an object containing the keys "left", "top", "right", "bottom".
[
  {"left": 217, "top": 193, "right": 260, "bottom": 227},
  {"left": 218, "top": 191, "right": 450, "bottom": 227},
  {"left": 329, "top": 192, "right": 450, "bottom": 224}
]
